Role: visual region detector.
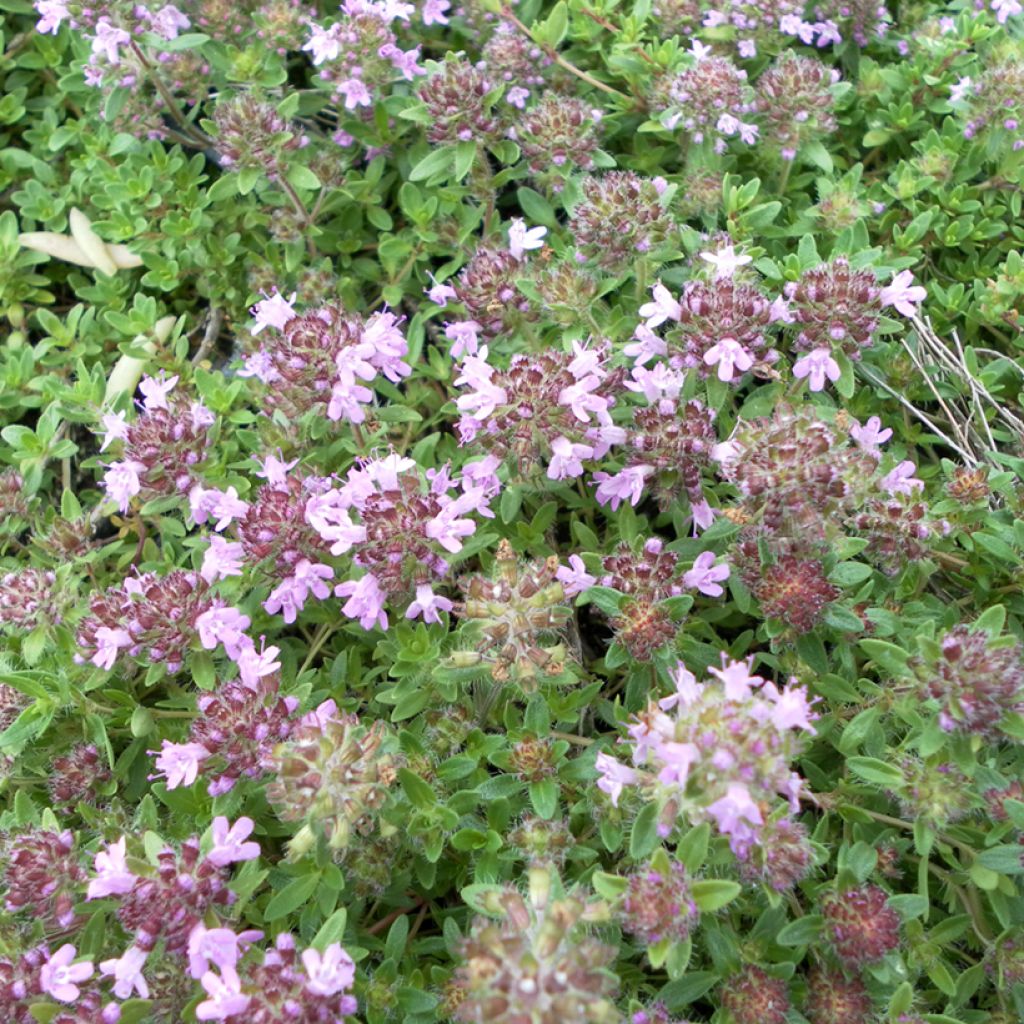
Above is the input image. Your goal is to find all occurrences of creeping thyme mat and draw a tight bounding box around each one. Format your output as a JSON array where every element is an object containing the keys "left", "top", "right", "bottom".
[{"left": 2, "top": 0, "right": 1024, "bottom": 1021}]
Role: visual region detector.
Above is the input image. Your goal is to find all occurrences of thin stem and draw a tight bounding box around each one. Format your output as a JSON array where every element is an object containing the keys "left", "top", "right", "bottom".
[
  {"left": 191, "top": 308, "right": 224, "bottom": 367},
  {"left": 277, "top": 179, "right": 318, "bottom": 258},
  {"left": 297, "top": 622, "right": 340, "bottom": 677},
  {"left": 129, "top": 42, "right": 210, "bottom": 148},
  {"left": 551, "top": 731, "right": 594, "bottom": 747},
  {"left": 500, "top": 7, "right": 630, "bottom": 101}
]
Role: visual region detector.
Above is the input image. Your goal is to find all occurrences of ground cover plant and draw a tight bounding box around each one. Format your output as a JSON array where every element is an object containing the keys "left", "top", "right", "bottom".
[{"left": 1, "top": 0, "right": 1024, "bottom": 1020}]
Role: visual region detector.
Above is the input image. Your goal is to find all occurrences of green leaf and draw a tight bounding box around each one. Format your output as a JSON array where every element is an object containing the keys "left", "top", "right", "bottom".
[
  {"left": 264, "top": 872, "right": 321, "bottom": 920},
  {"left": 286, "top": 165, "right": 321, "bottom": 191},
  {"left": 528, "top": 779, "right": 558, "bottom": 819},
  {"left": 398, "top": 768, "right": 438, "bottom": 811},
  {"left": 454, "top": 141, "right": 477, "bottom": 181},
  {"left": 409, "top": 147, "right": 454, "bottom": 182},
  {"left": 629, "top": 802, "right": 660, "bottom": 860},
  {"left": 516, "top": 187, "right": 559, "bottom": 229},
  {"left": 313, "top": 908, "right": 348, "bottom": 949},
  {"left": 535, "top": 1, "right": 568, "bottom": 46},
  {"left": 677, "top": 823, "right": 710, "bottom": 873},
  {"left": 690, "top": 879, "right": 741, "bottom": 912},
  {"left": 847, "top": 756, "right": 905, "bottom": 788},
  {"left": 974, "top": 604, "right": 1006, "bottom": 637},
  {"left": 976, "top": 845, "right": 1024, "bottom": 875},
  {"left": 775, "top": 914, "right": 823, "bottom": 946},
  {"left": 858, "top": 639, "right": 910, "bottom": 675},
  {"left": 592, "top": 871, "right": 628, "bottom": 899}
]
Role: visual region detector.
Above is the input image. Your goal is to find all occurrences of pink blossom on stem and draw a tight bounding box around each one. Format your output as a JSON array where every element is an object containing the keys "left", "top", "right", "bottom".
[
  {"left": 197, "top": 965, "right": 251, "bottom": 1021},
  {"left": 200, "top": 536, "right": 245, "bottom": 585},
  {"left": 92, "top": 18, "right": 130, "bottom": 63},
  {"left": 151, "top": 740, "right": 211, "bottom": 789},
  {"left": 254, "top": 452, "right": 298, "bottom": 488},
  {"left": 235, "top": 642, "right": 281, "bottom": 689},
  {"left": 139, "top": 374, "right": 179, "bottom": 412},
  {"left": 879, "top": 460, "right": 924, "bottom": 495},
  {"left": 188, "top": 924, "right": 262, "bottom": 980},
  {"left": 40, "top": 945, "right": 94, "bottom": 1003},
  {"left": 595, "top": 752, "right": 638, "bottom": 806},
  {"left": 335, "top": 573, "right": 388, "bottom": 630},
  {"left": 87, "top": 837, "right": 136, "bottom": 900},
  {"left": 100, "top": 946, "right": 149, "bottom": 999},
  {"left": 444, "top": 320, "right": 481, "bottom": 358},
  {"left": 302, "top": 943, "right": 356, "bottom": 996},
  {"left": 250, "top": 291, "right": 297, "bottom": 334},
  {"left": 699, "top": 244, "right": 752, "bottom": 280},
  {"left": 879, "top": 270, "right": 926, "bottom": 316},
  {"left": 557, "top": 555, "right": 596, "bottom": 597},
  {"left": 792, "top": 348, "right": 841, "bottom": 392},
  {"left": 207, "top": 816, "right": 261, "bottom": 867},
  {"left": 103, "top": 460, "right": 145, "bottom": 513},
  {"left": 405, "top": 583, "right": 453, "bottom": 624},
  {"left": 706, "top": 782, "right": 763, "bottom": 842},
  {"left": 683, "top": 551, "right": 730, "bottom": 597},
  {"left": 421, "top": 0, "right": 450, "bottom": 24},
  {"left": 849, "top": 415, "right": 892, "bottom": 456},
  {"left": 703, "top": 337, "right": 753, "bottom": 382},
  {"left": 195, "top": 606, "right": 251, "bottom": 659},
  {"left": 35, "top": 0, "right": 70, "bottom": 34},
  {"left": 91, "top": 625, "right": 132, "bottom": 670},
  {"left": 508, "top": 218, "right": 547, "bottom": 259},
  {"left": 99, "top": 410, "right": 131, "bottom": 451},
  {"left": 592, "top": 465, "right": 651, "bottom": 511},
  {"left": 547, "top": 436, "right": 593, "bottom": 480},
  {"left": 639, "top": 282, "right": 682, "bottom": 328}
]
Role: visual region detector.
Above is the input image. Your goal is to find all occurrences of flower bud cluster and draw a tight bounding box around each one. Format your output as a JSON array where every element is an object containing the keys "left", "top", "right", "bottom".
[
  {"left": 570, "top": 173, "right": 673, "bottom": 271},
  {"left": 49, "top": 744, "right": 111, "bottom": 806},
  {"left": 452, "top": 871, "right": 620, "bottom": 1024},
  {"left": 619, "top": 861, "right": 698, "bottom": 946},
  {"left": 266, "top": 701, "right": 399, "bottom": 853},
  {"left": 98, "top": 375, "right": 214, "bottom": 514},
  {"left": 911, "top": 624, "right": 1024, "bottom": 738},
  {"left": 659, "top": 56, "right": 758, "bottom": 151},
  {"left": 811, "top": 0, "right": 890, "bottom": 46},
  {"left": 4, "top": 829, "right": 87, "bottom": 928},
  {"left": 240, "top": 294, "right": 409, "bottom": 425},
  {"left": 510, "top": 94, "right": 603, "bottom": 189},
  {"left": 305, "top": 453, "right": 495, "bottom": 630},
  {"left": 417, "top": 55, "right": 504, "bottom": 145},
  {"left": 75, "top": 569, "right": 220, "bottom": 673},
  {"left": 755, "top": 52, "right": 840, "bottom": 160},
  {"left": 0, "top": 568, "right": 61, "bottom": 631},
  {"left": 958, "top": 57, "right": 1024, "bottom": 151},
  {"left": 452, "top": 341, "right": 624, "bottom": 482},
  {"left": 446, "top": 245, "right": 538, "bottom": 336},
  {"left": 303, "top": 1, "right": 422, "bottom": 113},
  {"left": 822, "top": 884, "right": 901, "bottom": 967},
  {"left": 803, "top": 966, "right": 874, "bottom": 1024},
  {"left": 478, "top": 20, "right": 550, "bottom": 109},
  {"left": 736, "top": 546, "right": 838, "bottom": 634},
  {"left": 721, "top": 964, "right": 791, "bottom": 1024},
  {"left": 597, "top": 656, "right": 815, "bottom": 857},
  {"left": 738, "top": 814, "right": 814, "bottom": 890},
  {"left": 211, "top": 95, "right": 307, "bottom": 181},
  {"left": 449, "top": 540, "right": 574, "bottom": 689}
]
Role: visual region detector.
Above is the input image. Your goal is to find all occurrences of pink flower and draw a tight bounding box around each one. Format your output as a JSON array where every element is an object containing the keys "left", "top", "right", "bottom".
[
  {"left": 103, "top": 459, "right": 145, "bottom": 513},
  {"left": 200, "top": 536, "right": 245, "bottom": 585},
  {"left": 235, "top": 642, "right": 281, "bottom": 689},
  {"left": 879, "top": 270, "right": 926, "bottom": 317},
  {"left": 302, "top": 22, "right": 341, "bottom": 64},
  {"left": 302, "top": 943, "right": 356, "bottom": 996},
  {"left": 91, "top": 18, "right": 130, "bottom": 63},
  {"left": 638, "top": 282, "right": 681, "bottom": 328},
  {"left": 335, "top": 574, "right": 389, "bottom": 630},
  {"left": 849, "top": 415, "right": 892, "bottom": 456},
  {"left": 792, "top": 348, "right": 841, "bottom": 392},
  {"left": 444, "top": 320, "right": 481, "bottom": 358},
  {"left": 949, "top": 75, "right": 973, "bottom": 103},
  {"left": 99, "top": 410, "right": 130, "bottom": 452},
  {"left": 426, "top": 273, "right": 457, "bottom": 305},
  {"left": 195, "top": 606, "right": 251, "bottom": 659},
  {"left": 703, "top": 337, "right": 753, "bottom": 382},
  {"left": 683, "top": 551, "right": 730, "bottom": 597},
  {"left": 879, "top": 460, "right": 923, "bottom": 496},
  {"left": 699, "top": 244, "right": 752, "bottom": 281},
  {"left": 422, "top": 0, "right": 450, "bottom": 24},
  {"left": 100, "top": 946, "right": 149, "bottom": 999},
  {"left": 655, "top": 740, "right": 699, "bottom": 787},
  {"left": 250, "top": 291, "right": 297, "bottom": 334},
  {"left": 197, "top": 965, "right": 251, "bottom": 1021},
  {"left": 508, "top": 218, "right": 547, "bottom": 259},
  {"left": 425, "top": 490, "right": 481, "bottom": 553},
  {"left": 706, "top": 781, "right": 763, "bottom": 839},
  {"left": 557, "top": 555, "right": 596, "bottom": 597},
  {"left": 91, "top": 625, "right": 132, "bottom": 670},
  {"left": 547, "top": 436, "right": 593, "bottom": 480},
  {"left": 338, "top": 77, "right": 372, "bottom": 110},
  {"left": 139, "top": 373, "right": 178, "bottom": 412},
  {"left": 254, "top": 452, "right": 298, "bottom": 488},
  {"left": 207, "top": 816, "right": 261, "bottom": 867},
  {"left": 623, "top": 324, "right": 668, "bottom": 365},
  {"left": 708, "top": 656, "right": 763, "bottom": 701},
  {"left": 149, "top": 4, "right": 190, "bottom": 39},
  {"left": 87, "top": 837, "right": 136, "bottom": 900},
  {"left": 592, "top": 466, "right": 651, "bottom": 511},
  {"left": 768, "top": 684, "right": 817, "bottom": 733},
  {"left": 992, "top": 0, "right": 1022, "bottom": 23},
  {"left": 151, "top": 740, "right": 210, "bottom": 789},
  {"left": 264, "top": 560, "right": 334, "bottom": 624},
  {"left": 405, "top": 583, "right": 453, "bottom": 624},
  {"left": 35, "top": 0, "right": 70, "bottom": 33},
  {"left": 595, "top": 752, "right": 638, "bottom": 806},
  {"left": 40, "top": 945, "right": 94, "bottom": 1003},
  {"left": 188, "top": 925, "right": 262, "bottom": 980}
]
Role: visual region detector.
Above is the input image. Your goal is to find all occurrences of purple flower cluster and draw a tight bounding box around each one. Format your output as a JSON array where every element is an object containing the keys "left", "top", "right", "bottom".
[
  {"left": 240, "top": 292, "right": 409, "bottom": 424},
  {"left": 596, "top": 656, "right": 815, "bottom": 857}
]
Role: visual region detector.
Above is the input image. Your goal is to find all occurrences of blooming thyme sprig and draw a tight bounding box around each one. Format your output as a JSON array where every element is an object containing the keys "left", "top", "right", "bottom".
[
  {"left": 303, "top": 0, "right": 422, "bottom": 113},
  {"left": 86, "top": 817, "right": 259, "bottom": 956},
  {"left": 0, "top": 942, "right": 106, "bottom": 1024},
  {"left": 239, "top": 293, "right": 409, "bottom": 424},
  {"left": 151, "top": 657, "right": 296, "bottom": 795},
  {"left": 417, "top": 53, "right": 505, "bottom": 145},
  {"left": 0, "top": 567, "right": 63, "bottom": 633},
  {"left": 596, "top": 656, "right": 816, "bottom": 858},
  {"left": 452, "top": 341, "right": 625, "bottom": 483},
  {"left": 3, "top": 829, "right": 87, "bottom": 928},
  {"left": 811, "top": 0, "right": 890, "bottom": 46},
  {"left": 97, "top": 374, "right": 214, "bottom": 514},
  {"left": 478, "top": 19, "right": 551, "bottom": 109},
  {"left": 656, "top": 54, "right": 758, "bottom": 152},
  {"left": 452, "top": 868, "right": 620, "bottom": 1024},
  {"left": 955, "top": 56, "right": 1024, "bottom": 152},
  {"left": 306, "top": 453, "right": 495, "bottom": 630},
  {"left": 443, "top": 243, "right": 539, "bottom": 338},
  {"left": 194, "top": 933, "right": 358, "bottom": 1023},
  {"left": 210, "top": 94, "right": 308, "bottom": 182},
  {"left": 629, "top": 271, "right": 781, "bottom": 385},
  {"left": 266, "top": 700, "right": 399, "bottom": 855}
]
